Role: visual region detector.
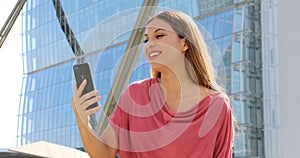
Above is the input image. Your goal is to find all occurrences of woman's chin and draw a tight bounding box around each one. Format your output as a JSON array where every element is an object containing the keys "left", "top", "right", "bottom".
[{"left": 150, "top": 62, "right": 164, "bottom": 70}]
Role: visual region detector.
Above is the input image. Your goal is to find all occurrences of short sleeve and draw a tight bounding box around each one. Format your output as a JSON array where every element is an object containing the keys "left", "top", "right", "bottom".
[
  {"left": 109, "top": 78, "right": 154, "bottom": 129},
  {"left": 108, "top": 91, "right": 132, "bottom": 151},
  {"left": 213, "top": 102, "right": 233, "bottom": 158},
  {"left": 109, "top": 92, "right": 129, "bottom": 130},
  {"left": 109, "top": 104, "right": 125, "bottom": 129}
]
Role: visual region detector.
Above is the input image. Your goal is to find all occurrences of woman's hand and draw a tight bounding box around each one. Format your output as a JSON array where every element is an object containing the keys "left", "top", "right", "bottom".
[
  {"left": 71, "top": 79, "right": 102, "bottom": 126},
  {"left": 70, "top": 80, "right": 117, "bottom": 158}
]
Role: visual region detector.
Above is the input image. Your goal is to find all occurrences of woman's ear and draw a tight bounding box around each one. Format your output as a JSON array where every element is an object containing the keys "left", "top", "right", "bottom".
[{"left": 182, "top": 38, "right": 189, "bottom": 53}]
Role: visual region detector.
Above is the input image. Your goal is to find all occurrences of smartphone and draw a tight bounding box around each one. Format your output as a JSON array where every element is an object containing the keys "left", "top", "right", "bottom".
[{"left": 73, "top": 63, "right": 98, "bottom": 110}]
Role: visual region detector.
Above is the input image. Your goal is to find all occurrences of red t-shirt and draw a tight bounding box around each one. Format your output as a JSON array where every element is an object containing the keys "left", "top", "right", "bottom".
[{"left": 109, "top": 78, "right": 233, "bottom": 158}]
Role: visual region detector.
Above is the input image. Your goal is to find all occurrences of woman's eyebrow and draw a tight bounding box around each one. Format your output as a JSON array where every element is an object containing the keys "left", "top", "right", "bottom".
[
  {"left": 144, "top": 28, "right": 167, "bottom": 37},
  {"left": 154, "top": 28, "right": 166, "bottom": 33}
]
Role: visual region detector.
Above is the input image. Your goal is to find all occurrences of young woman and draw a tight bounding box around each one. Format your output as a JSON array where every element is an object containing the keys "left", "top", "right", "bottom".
[{"left": 71, "top": 10, "right": 234, "bottom": 158}]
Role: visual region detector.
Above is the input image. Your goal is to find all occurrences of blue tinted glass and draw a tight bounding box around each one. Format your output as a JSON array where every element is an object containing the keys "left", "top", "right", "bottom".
[
  {"left": 214, "top": 13, "right": 224, "bottom": 38},
  {"left": 233, "top": 70, "right": 240, "bottom": 93},
  {"left": 235, "top": 8, "right": 243, "bottom": 32},
  {"left": 224, "top": 9, "right": 234, "bottom": 35},
  {"left": 233, "top": 37, "right": 241, "bottom": 62}
]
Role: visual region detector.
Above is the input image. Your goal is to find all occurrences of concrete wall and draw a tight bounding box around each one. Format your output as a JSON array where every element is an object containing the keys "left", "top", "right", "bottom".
[{"left": 278, "top": 0, "right": 300, "bottom": 157}]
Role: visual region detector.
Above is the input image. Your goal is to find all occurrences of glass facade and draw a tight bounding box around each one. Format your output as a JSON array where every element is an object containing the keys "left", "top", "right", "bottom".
[{"left": 18, "top": 0, "right": 265, "bottom": 157}]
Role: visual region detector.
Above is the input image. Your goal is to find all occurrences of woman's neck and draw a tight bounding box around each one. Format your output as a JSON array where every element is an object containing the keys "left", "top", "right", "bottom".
[
  {"left": 159, "top": 69, "right": 199, "bottom": 98},
  {"left": 158, "top": 69, "right": 213, "bottom": 112},
  {"left": 159, "top": 70, "right": 190, "bottom": 95}
]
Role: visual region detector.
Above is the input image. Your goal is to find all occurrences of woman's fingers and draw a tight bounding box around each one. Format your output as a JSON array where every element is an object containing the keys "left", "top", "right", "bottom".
[
  {"left": 71, "top": 79, "right": 102, "bottom": 125},
  {"left": 72, "top": 91, "right": 101, "bottom": 117},
  {"left": 78, "top": 90, "right": 98, "bottom": 106},
  {"left": 82, "top": 95, "right": 101, "bottom": 110},
  {"left": 74, "top": 79, "right": 87, "bottom": 98},
  {"left": 87, "top": 104, "right": 102, "bottom": 116}
]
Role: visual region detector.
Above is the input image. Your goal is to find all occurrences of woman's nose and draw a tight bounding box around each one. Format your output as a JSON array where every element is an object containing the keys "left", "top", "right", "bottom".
[{"left": 145, "top": 39, "right": 155, "bottom": 48}]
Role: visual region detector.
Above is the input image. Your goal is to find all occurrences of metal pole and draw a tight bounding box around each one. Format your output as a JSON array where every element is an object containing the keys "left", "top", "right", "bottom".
[
  {"left": 96, "top": 0, "right": 158, "bottom": 135},
  {"left": 0, "top": 0, "right": 26, "bottom": 48}
]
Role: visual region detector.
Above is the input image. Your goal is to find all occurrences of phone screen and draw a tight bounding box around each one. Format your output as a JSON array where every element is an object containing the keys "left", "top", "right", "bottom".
[{"left": 73, "top": 63, "right": 98, "bottom": 110}]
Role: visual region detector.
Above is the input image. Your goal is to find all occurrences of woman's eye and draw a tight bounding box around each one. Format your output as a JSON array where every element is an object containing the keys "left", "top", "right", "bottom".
[
  {"left": 144, "top": 34, "right": 164, "bottom": 43},
  {"left": 156, "top": 34, "right": 164, "bottom": 39}
]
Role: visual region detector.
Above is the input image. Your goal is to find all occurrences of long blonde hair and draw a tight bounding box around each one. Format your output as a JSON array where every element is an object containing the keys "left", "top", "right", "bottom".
[
  {"left": 147, "top": 11, "right": 238, "bottom": 142},
  {"left": 147, "top": 10, "right": 222, "bottom": 92}
]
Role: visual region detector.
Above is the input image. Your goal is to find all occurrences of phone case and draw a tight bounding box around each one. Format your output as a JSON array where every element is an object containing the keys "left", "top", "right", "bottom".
[{"left": 73, "top": 63, "right": 98, "bottom": 110}]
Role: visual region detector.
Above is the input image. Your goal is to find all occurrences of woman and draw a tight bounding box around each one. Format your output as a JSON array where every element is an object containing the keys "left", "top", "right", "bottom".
[{"left": 71, "top": 10, "right": 234, "bottom": 158}]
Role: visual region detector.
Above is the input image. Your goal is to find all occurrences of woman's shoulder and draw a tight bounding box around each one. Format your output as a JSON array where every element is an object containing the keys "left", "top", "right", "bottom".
[
  {"left": 128, "top": 78, "right": 158, "bottom": 91},
  {"left": 119, "top": 78, "right": 159, "bottom": 103},
  {"left": 123, "top": 78, "right": 158, "bottom": 97},
  {"left": 206, "top": 92, "right": 231, "bottom": 113}
]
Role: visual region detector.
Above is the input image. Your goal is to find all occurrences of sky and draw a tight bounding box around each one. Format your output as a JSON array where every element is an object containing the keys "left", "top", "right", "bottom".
[{"left": 0, "top": 0, "right": 23, "bottom": 148}]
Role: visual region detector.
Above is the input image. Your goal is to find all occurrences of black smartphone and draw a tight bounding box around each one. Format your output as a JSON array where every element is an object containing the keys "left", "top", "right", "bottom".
[{"left": 73, "top": 63, "right": 98, "bottom": 110}]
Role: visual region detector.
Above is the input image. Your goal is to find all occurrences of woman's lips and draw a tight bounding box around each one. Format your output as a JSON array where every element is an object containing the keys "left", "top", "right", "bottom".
[{"left": 149, "top": 50, "right": 161, "bottom": 60}]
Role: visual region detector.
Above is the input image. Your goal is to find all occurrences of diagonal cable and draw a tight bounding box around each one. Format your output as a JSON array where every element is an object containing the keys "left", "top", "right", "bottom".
[
  {"left": 52, "top": 0, "right": 97, "bottom": 128},
  {"left": 52, "top": 0, "right": 85, "bottom": 63},
  {"left": 96, "top": 0, "right": 158, "bottom": 135}
]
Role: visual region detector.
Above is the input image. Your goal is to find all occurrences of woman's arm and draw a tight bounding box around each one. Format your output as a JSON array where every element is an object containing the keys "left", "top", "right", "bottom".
[
  {"left": 71, "top": 79, "right": 118, "bottom": 158},
  {"left": 213, "top": 101, "right": 233, "bottom": 158}
]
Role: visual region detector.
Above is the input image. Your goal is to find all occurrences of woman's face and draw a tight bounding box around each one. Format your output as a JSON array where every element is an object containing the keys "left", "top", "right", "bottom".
[{"left": 144, "top": 18, "right": 188, "bottom": 73}]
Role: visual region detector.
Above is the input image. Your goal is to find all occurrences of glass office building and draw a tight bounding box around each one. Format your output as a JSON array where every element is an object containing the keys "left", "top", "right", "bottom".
[{"left": 17, "top": 0, "right": 269, "bottom": 157}]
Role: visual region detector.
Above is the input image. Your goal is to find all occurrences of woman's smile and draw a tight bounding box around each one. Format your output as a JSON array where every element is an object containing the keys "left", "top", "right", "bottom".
[{"left": 148, "top": 50, "right": 162, "bottom": 60}]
